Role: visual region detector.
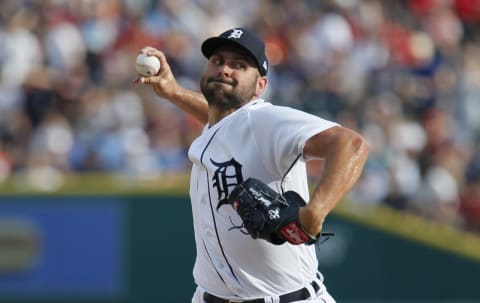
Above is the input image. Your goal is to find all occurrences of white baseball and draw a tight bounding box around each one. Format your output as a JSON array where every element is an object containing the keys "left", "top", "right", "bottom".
[{"left": 135, "top": 53, "right": 161, "bottom": 77}]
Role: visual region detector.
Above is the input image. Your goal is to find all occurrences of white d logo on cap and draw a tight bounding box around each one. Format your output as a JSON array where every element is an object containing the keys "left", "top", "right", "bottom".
[{"left": 228, "top": 29, "right": 244, "bottom": 39}]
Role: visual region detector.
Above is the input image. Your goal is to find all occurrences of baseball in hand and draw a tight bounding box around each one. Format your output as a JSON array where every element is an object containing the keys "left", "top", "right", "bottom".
[{"left": 135, "top": 53, "right": 161, "bottom": 77}]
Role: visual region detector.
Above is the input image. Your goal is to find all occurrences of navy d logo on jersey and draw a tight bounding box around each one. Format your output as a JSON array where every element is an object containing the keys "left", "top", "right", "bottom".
[{"left": 211, "top": 158, "right": 243, "bottom": 209}]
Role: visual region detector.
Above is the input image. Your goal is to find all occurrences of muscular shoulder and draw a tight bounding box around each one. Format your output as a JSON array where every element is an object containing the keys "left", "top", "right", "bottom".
[
  {"left": 242, "top": 100, "right": 304, "bottom": 120},
  {"left": 243, "top": 100, "right": 337, "bottom": 130}
]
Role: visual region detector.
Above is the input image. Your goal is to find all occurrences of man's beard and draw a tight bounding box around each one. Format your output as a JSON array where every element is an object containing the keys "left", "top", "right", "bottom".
[{"left": 200, "top": 76, "right": 257, "bottom": 111}]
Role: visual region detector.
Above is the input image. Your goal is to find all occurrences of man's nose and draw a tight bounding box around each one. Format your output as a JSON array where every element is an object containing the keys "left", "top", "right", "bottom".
[{"left": 217, "top": 64, "right": 232, "bottom": 76}]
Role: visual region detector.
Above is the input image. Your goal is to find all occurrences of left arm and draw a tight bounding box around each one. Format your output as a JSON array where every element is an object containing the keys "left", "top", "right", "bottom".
[{"left": 299, "top": 125, "right": 369, "bottom": 236}]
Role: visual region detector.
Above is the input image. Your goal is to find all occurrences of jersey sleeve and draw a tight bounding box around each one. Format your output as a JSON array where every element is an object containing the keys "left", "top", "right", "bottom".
[{"left": 248, "top": 103, "right": 339, "bottom": 177}]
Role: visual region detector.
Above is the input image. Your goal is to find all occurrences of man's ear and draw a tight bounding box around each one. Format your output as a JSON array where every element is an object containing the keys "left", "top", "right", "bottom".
[{"left": 255, "top": 76, "right": 268, "bottom": 97}]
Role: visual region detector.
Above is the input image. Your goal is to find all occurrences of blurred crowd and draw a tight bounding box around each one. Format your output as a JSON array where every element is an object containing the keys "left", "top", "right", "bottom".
[{"left": 0, "top": 0, "right": 479, "bottom": 233}]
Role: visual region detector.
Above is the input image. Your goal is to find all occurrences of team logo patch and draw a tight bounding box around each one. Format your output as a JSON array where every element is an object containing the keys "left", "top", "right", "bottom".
[
  {"left": 280, "top": 222, "right": 309, "bottom": 245},
  {"left": 267, "top": 208, "right": 280, "bottom": 220}
]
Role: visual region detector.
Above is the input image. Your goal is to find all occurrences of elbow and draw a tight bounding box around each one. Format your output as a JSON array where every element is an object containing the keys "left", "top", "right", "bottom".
[
  {"left": 341, "top": 127, "right": 369, "bottom": 157},
  {"left": 304, "top": 126, "right": 369, "bottom": 160},
  {"left": 340, "top": 129, "right": 369, "bottom": 168},
  {"left": 352, "top": 133, "right": 369, "bottom": 167},
  {"left": 353, "top": 133, "right": 369, "bottom": 158}
]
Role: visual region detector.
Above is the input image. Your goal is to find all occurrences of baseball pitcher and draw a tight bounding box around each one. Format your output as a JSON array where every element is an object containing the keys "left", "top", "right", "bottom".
[{"left": 136, "top": 28, "right": 369, "bottom": 303}]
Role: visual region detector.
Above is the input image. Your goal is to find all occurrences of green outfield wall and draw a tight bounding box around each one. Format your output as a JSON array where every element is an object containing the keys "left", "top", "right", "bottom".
[{"left": 0, "top": 189, "right": 479, "bottom": 302}]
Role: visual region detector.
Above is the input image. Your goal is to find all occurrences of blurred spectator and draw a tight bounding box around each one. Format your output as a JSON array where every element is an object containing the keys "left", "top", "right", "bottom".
[
  {"left": 459, "top": 155, "right": 480, "bottom": 232},
  {"left": 0, "top": 0, "right": 479, "bottom": 233}
]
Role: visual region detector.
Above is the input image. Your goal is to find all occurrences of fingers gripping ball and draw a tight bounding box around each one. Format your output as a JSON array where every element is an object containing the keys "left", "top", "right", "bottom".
[
  {"left": 135, "top": 53, "right": 161, "bottom": 77},
  {"left": 228, "top": 178, "right": 320, "bottom": 245}
]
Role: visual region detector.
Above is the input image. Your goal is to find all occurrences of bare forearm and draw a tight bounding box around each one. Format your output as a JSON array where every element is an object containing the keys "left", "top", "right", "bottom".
[
  {"left": 300, "top": 128, "right": 369, "bottom": 235},
  {"left": 170, "top": 86, "right": 209, "bottom": 125},
  {"left": 135, "top": 47, "right": 209, "bottom": 125}
]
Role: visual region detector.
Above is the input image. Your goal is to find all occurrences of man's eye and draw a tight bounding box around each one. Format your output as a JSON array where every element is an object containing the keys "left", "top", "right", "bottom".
[
  {"left": 234, "top": 63, "right": 246, "bottom": 69},
  {"left": 214, "top": 59, "right": 222, "bottom": 65}
]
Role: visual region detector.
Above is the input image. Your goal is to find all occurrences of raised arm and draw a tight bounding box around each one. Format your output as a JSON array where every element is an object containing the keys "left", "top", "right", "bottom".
[
  {"left": 134, "top": 47, "right": 209, "bottom": 124},
  {"left": 299, "top": 125, "right": 369, "bottom": 236}
]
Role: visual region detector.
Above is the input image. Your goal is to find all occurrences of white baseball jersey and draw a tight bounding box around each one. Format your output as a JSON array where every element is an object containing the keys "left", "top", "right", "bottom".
[{"left": 187, "top": 99, "right": 338, "bottom": 300}]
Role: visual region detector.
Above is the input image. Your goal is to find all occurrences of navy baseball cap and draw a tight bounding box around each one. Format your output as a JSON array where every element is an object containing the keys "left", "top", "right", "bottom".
[{"left": 201, "top": 28, "right": 268, "bottom": 76}]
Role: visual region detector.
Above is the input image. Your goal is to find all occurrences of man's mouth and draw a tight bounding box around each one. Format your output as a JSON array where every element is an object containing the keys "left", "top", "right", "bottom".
[{"left": 209, "top": 78, "right": 234, "bottom": 86}]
